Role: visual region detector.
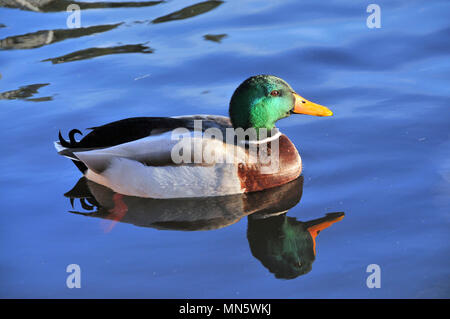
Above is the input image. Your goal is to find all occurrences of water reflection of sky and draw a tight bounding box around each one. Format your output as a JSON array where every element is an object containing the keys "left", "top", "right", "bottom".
[{"left": 0, "top": 0, "right": 449, "bottom": 298}]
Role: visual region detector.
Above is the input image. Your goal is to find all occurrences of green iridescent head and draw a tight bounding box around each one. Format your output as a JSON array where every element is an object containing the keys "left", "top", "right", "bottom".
[{"left": 229, "top": 75, "right": 332, "bottom": 130}]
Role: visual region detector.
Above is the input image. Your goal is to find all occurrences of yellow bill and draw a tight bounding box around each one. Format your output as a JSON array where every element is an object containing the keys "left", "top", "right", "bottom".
[{"left": 292, "top": 92, "right": 333, "bottom": 116}]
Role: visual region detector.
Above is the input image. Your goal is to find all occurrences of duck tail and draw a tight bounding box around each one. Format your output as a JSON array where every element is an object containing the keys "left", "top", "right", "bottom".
[
  {"left": 56, "top": 129, "right": 88, "bottom": 174},
  {"left": 58, "top": 129, "right": 83, "bottom": 147}
]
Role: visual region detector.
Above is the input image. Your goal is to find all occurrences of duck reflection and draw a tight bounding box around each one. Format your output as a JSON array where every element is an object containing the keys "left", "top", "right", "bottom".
[
  {"left": 248, "top": 212, "right": 344, "bottom": 279},
  {"left": 66, "top": 176, "right": 304, "bottom": 231},
  {"left": 0, "top": 0, "right": 163, "bottom": 12},
  {"left": 65, "top": 176, "right": 344, "bottom": 279}
]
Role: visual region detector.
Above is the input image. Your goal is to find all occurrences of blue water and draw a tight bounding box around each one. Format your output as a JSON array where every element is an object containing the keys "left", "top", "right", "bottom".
[{"left": 0, "top": 0, "right": 449, "bottom": 298}]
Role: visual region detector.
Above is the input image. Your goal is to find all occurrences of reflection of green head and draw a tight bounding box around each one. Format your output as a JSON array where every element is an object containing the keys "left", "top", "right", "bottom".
[
  {"left": 247, "top": 212, "right": 345, "bottom": 279},
  {"left": 247, "top": 214, "right": 315, "bottom": 279}
]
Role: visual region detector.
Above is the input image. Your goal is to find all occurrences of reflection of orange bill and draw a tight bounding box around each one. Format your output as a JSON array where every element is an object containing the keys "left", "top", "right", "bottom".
[{"left": 307, "top": 214, "right": 345, "bottom": 255}]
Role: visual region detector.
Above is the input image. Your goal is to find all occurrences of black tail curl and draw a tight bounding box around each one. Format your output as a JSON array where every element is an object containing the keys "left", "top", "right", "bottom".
[{"left": 58, "top": 129, "right": 83, "bottom": 147}]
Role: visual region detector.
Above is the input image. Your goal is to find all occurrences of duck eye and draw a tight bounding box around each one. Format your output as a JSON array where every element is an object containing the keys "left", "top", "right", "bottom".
[{"left": 270, "top": 90, "right": 280, "bottom": 97}]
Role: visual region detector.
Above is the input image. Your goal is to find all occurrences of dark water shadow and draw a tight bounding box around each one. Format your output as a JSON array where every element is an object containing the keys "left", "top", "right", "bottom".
[
  {"left": 0, "top": 0, "right": 163, "bottom": 12},
  {"left": 65, "top": 176, "right": 345, "bottom": 279},
  {"left": 151, "top": 0, "right": 223, "bottom": 24},
  {"left": 42, "top": 43, "right": 153, "bottom": 64},
  {"left": 203, "top": 33, "right": 227, "bottom": 43},
  {"left": 0, "top": 83, "right": 52, "bottom": 101},
  {"left": 0, "top": 23, "right": 122, "bottom": 50}
]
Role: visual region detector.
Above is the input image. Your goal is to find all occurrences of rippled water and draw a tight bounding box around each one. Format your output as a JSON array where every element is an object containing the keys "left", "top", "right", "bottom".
[{"left": 1, "top": 0, "right": 449, "bottom": 298}]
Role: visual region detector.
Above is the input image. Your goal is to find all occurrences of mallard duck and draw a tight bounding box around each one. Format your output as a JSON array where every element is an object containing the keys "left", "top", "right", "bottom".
[{"left": 55, "top": 75, "right": 332, "bottom": 198}]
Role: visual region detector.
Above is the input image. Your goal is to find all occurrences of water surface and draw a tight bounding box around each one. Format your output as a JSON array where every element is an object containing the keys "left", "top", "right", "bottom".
[{"left": 0, "top": 0, "right": 449, "bottom": 298}]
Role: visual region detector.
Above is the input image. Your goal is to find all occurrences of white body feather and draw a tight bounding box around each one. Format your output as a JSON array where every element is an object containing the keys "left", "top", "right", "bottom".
[
  {"left": 84, "top": 158, "right": 243, "bottom": 198},
  {"left": 70, "top": 129, "right": 251, "bottom": 198}
]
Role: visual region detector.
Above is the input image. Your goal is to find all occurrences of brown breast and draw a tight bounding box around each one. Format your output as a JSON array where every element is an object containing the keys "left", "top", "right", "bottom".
[{"left": 238, "top": 134, "right": 302, "bottom": 193}]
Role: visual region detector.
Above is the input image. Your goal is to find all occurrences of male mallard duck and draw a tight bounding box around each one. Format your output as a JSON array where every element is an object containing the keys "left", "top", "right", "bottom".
[{"left": 55, "top": 75, "right": 332, "bottom": 198}]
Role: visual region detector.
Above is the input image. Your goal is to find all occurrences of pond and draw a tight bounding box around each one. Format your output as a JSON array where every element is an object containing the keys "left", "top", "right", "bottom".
[{"left": 0, "top": 0, "right": 449, "bottom": 298}]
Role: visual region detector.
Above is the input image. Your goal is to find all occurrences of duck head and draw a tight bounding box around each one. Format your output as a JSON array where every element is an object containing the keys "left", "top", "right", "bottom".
[{"left": 229, "top": 75, "right": 333, "bottom": 130}]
